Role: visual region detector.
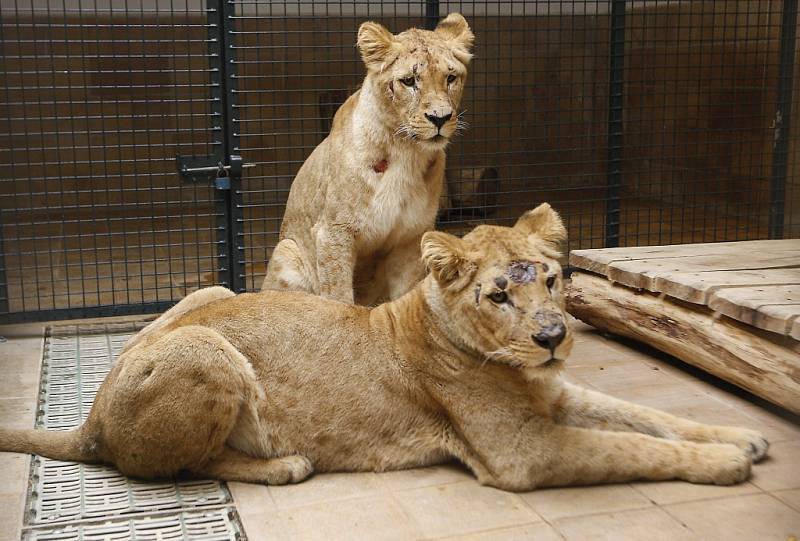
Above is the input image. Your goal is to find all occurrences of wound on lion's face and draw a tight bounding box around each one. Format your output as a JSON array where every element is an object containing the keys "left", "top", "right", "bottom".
[{"left": 507, "top": 260, "right": 538, "bottom": 284}]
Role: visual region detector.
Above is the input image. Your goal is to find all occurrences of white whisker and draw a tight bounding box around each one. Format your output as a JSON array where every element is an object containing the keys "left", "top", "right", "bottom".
[{"left": 482, "top": 347, "right": 517, "bottom": 369}]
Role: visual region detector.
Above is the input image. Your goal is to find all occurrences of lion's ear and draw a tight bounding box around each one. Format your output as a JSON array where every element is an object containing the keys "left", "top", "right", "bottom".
[
  {"left": 435, "top": 13, "right": 474, "bottom": 64},
  {"left": 514, "top": 203, "right": 567, "bottom": 252},
  {"left": 421, "top": 231, "right": 476, "bottom": 290},
  {"left": 357, "top": 21, "right": 396, "bottom": 69}
]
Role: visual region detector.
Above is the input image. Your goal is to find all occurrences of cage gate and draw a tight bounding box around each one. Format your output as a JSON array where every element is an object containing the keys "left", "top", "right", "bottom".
[{"left": 1, "top": 1, "right": 798, "bottom": 322}]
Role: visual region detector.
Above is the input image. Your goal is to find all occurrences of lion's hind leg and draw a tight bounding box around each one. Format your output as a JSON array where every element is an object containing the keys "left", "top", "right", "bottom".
[
  {"left": 261, "top": 238, "right": 315, "bottom": 293},
  {"left": 555, "top": 382, "right": 768, "bottom": 462},
  {"left": 193, "top": 447, "right": 313, "bottom": 485},
  {"left": 102, "top": 325, "right": 265, "bottom": 480},
  {"left": 120, "top": 286, "right": 235, "bottom": 355}
]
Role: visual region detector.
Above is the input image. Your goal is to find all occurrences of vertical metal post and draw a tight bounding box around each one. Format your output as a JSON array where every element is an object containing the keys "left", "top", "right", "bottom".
[
  {"left": 605, "top": 0, "right": 626, "bottom": 248},
  {"left": 769, "top": 0, "right": 798, "bottom": 239},
  {"left": 0, "top": 212, "right": 8, "bottom": 315},
  {"left": 208, "top": 0, "right": 245, "bottom": 291},
  {"left": 425, "top": 0, "right": 439, "bottom": 29}
]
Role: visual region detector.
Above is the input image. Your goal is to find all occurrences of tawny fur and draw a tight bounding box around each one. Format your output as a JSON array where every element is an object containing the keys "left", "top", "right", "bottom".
[
  {"left": 0, "top": 204, "right": 768, "bottom": 490},
  {"left": 261, "top": 14, "right": 474, "bottom": 305}
]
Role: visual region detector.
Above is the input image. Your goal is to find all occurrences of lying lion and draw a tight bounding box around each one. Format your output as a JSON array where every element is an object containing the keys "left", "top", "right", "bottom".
[
  {"left": 0, "top": 204, "right": 768, "bottom": 490},
  {"left": 261, "top": 14, "right": 473, "bottom": 305}
]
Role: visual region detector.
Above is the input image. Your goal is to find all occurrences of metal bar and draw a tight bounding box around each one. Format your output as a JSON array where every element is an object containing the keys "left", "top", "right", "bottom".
[
  {"left": 0, "top": 210, "right": 8, "bottom": 315},
  {"left": 605, "top": 0, "right": 626, "bottom": 248},
  {"left": 769, "top": 0, "right": 798, "bottom": 239},
  {"left": 0, "top": 301, "right": 177, "bottom": 325},
  {"left": 208, "top": 0, "right": 232, "bottom": 289},
  {"left": 425, "top": 0, "right": 439, "bottom": 30},
  {"left": 182, "top": 163, "right": 255, "bottom": 174},
  {"left": 220, "top": 0, "right": 245, "bottom": 292}
]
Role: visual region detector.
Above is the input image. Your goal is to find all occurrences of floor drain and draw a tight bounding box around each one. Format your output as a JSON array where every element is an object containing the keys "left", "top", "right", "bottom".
[
  {"left": 24, "top": 509, "right": 242, "bottom": 541},
  {"left": 22, "top": 322, "right": 244, "bottom": 540}
]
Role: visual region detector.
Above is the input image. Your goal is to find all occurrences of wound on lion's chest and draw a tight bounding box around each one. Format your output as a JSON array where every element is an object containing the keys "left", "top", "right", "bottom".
[
  {"left": 508, "top": 260, "right": 538, "bottom": 283},
  {"left": 373, "top": 159, "right": 389, "bottom": 173}
]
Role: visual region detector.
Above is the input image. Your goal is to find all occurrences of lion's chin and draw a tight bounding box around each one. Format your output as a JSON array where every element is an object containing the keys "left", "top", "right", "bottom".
[
  {"left": 522, "top": 358, "right": 565, "bottom": 380},
  {"left": 418, "top": 134, "right": 450, "bottom": 150}
]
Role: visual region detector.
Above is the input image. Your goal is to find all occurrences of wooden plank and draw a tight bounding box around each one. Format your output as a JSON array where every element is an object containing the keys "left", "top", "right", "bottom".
[
  {"left": 569, "top": 239, "right": 800, "bottom": 277},
  {"left": 793, "top": 318, "right": 800, "bottom": 341},
  {"left": 652, "top": 268, "right": 800, "bottom": 304},
  {"left": 566, "top": 272, "right": 800, "bottom": 414},
  {"left": 607, "top": 252, "right": 800, "bottom": 291},
  {"left": 708, "top": 285, "right": 800, "bottom": 335}
]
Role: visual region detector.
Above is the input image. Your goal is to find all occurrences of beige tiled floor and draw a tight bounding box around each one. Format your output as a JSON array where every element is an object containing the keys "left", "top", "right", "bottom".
[{"left": 1, "top": 317, "right": 799, "bottom": 540}]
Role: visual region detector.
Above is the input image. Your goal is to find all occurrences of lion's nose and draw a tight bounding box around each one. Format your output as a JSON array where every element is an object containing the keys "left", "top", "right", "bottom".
[
  {"left": 425, "top": 112, "right": 452, "bottom": 129},
  {"left": 532, "top": 322, "right": 566, "bottom": 353}
]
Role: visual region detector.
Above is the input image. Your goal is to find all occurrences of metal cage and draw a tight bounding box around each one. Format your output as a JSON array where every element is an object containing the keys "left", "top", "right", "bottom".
[{"left": 1, "top": 0, "right": 798, "bottom": 322}]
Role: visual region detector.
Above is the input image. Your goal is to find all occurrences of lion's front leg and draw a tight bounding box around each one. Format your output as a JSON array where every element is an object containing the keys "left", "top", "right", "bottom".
[
  {"left": 444, "top": 422, "right": 752, "bottom": 491},
  {"left": 315, "top": 223, "right": 357, "bottom": 304},
  {"left": 554, "top": 382, "right": 768, "bottom": 462},
  {"left": 532, "top": 426, "right": 752, "bottom": 489}
]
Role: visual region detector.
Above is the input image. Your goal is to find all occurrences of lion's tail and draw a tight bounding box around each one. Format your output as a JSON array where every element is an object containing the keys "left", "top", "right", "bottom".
[{"left": 0, "top": 428, "right": 97, "bottom": 462}]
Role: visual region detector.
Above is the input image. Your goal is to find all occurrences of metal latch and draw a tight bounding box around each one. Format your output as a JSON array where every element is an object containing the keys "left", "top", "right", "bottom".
[{"left": 177, "top": 154, "right": 255, "bottom": 180}]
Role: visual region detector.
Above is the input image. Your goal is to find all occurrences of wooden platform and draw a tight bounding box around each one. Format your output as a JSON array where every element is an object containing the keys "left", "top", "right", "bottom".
[{"left": 565, "top": 239, "right": 800, "bottom": 413}]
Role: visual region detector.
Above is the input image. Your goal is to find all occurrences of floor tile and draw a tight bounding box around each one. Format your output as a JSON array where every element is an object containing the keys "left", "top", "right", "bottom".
[
  {"left": 631, "top": 480, "right": 761, "bottom": 506},
  {"left": 0, "top": 493, "right": 25, "bottom": 541},
  {"left": 229, "top": 482, "right": 289, "bottom": 541},
  {"left": 750, "top": 440, "right": 800, "bottom": 491},
  {"left": 565, "top": 339, "right": 631, "bottom": 368},
  {"left": 738, "top": 405, "right": 800, "bottom": 444},
  {"left": 665, "top": 493, "right": 800, "bottom": 540},
  {"left": 645, "top": 395, "right": 770, "bottom": 435},
  {"left": 569, "top": 357, "right": 679, "bottom": 394},
  {"left": 392, "top": 480, "right": 541, "bottom": 539},
  {"left": 0, "top": 398, "right": 37, "bottom": 429},
  {"left": 229, "top": 481, "right": 275, "bottom": 516},
  {"left": 554, "top": 506, "right": 696, "bottom": 541},
  {"left": 229, "top": 502, "right": 292, "bottom": 541},
  {"left": 280, "top": 495, "right": 420, "bottom": 541},
  {"left": 0, "top": 358, "right": 40, "bottom": 400},
  {"left": 378, "top": 463, "right": 472, "bottom": 492},
  {"left": 609, "top": 381, "right": 713, "bottom": 411},
  {"left": 433, "top": 522, "right": 563, "bottom": 541},
  {"left": 519, "top": 484, "right": 652, "bottom": 521},
  {"left": 0, "top": 453, "right": 29, "bottom": 498},
  {"left": 268, "top": 472, "right": 385, "bottom": 510},
  {"left": 773, "top": 489, "right": 800, "bottom": 513}
]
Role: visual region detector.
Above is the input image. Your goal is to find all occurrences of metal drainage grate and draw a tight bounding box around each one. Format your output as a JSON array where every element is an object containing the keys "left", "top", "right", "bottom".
[
  {"left": 23, "top": 509, "right": 242, "bottom": 541},
  {"left": 23, "top": 322, "right": 243, "bottom": 540}
]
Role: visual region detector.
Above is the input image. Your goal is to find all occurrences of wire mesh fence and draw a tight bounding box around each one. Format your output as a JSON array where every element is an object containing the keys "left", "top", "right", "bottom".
[
  {"left": 1, "top": 0, "right": 798, "bottom": 321},
  {"left": 0, "top": 0, "right": 226, "bottom": 320}
]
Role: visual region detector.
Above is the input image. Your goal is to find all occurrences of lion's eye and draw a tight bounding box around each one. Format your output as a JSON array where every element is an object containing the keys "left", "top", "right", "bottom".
[
  {"left": 488, "top": 291, "right": 508, "bottom": 304},
  {"left": 546, "top": 275, "right": 556, "bottom": 289},
  {"left": 400, "top": 76, "right": 416, "bottom": 87},
  {"left": 447, "top": 74, "right": 457, "bottom": 84}
]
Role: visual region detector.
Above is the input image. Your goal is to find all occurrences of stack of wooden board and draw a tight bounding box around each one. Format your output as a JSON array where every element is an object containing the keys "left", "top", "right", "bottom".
[{"left": 566, "top": 239, "right": 800, "bottom": 414}]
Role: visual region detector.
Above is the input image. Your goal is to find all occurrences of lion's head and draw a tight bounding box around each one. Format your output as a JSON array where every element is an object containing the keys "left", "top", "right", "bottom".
[
  {"left": 421, "top": 203, "right": 573, "bottom": 378},
  {"left": 357, "top": 13, "right": 473, "bottom": 150}
]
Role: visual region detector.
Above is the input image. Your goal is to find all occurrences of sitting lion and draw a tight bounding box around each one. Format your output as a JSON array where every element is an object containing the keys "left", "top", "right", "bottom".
[
  {"left": 0, "top": 204, "right": 768, "bottom": 490},
  {"left": 261, "top": 14, "right": 473, "bottom": 305}
]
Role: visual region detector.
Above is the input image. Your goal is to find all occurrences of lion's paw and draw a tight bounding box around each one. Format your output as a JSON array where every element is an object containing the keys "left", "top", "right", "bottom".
[
  {"left": 713, "top": 427, "right": 769, "bottom": 463},
  {"left": 265, "top": 455, "right": 314, "bottom": 485},
  {"left": 687, "top": 443, "right": 752, "bottom": 486}
]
